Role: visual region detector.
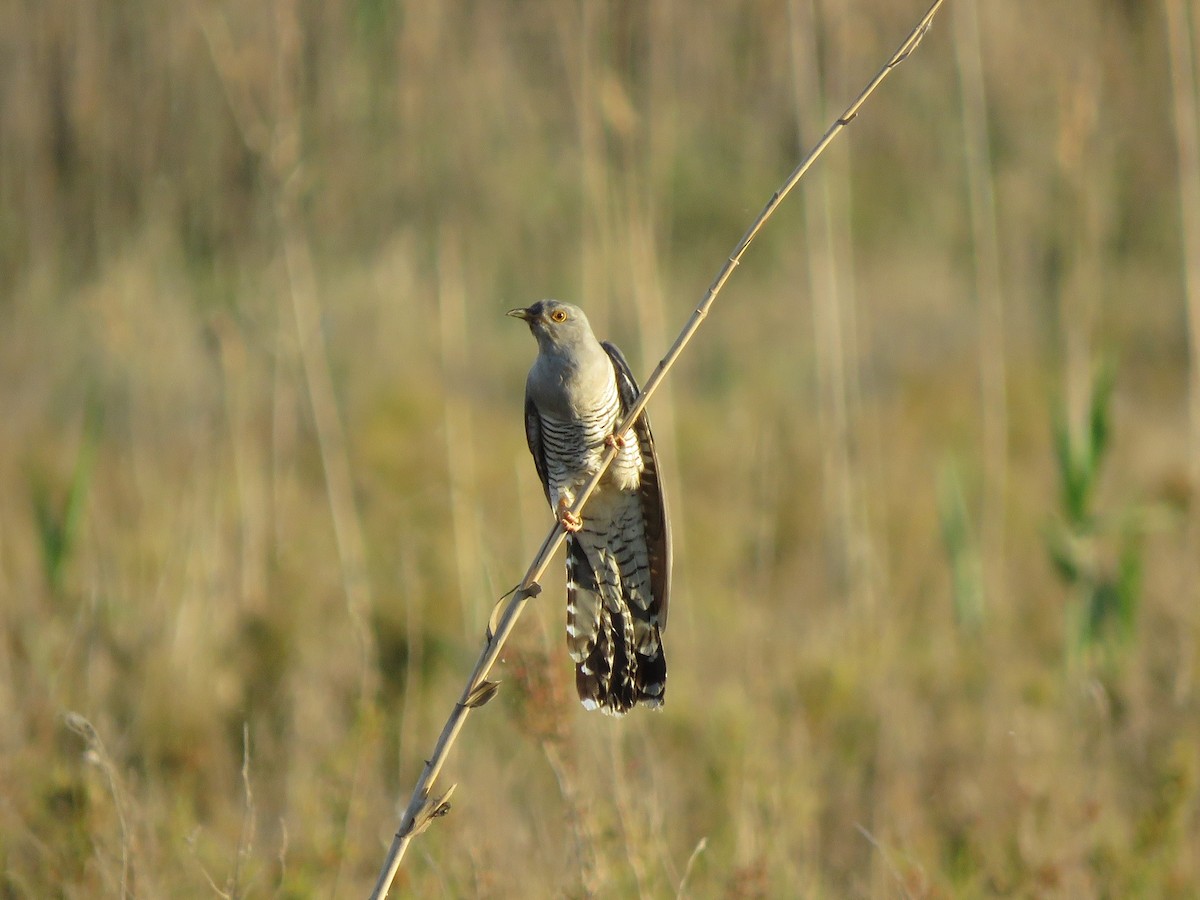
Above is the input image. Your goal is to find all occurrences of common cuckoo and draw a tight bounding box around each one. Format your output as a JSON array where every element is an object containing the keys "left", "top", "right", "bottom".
[{"left": 509, "top": 300, "right": 671, "bottom": 715}]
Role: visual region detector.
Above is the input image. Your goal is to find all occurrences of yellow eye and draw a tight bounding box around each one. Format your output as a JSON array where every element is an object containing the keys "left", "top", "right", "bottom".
[{"left": 550, "top": 309, "right": 568, "bottom": 323}]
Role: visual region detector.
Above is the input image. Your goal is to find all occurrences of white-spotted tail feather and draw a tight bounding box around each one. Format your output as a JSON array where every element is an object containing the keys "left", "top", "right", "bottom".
[{"left": 567, "top": 530, "right": 666, "bottom": 716}]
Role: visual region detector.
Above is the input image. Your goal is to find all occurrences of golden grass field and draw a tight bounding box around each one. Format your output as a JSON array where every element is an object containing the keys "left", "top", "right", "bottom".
[{"left": 2, "top": 1, "right": 1199, "bottom": 896}]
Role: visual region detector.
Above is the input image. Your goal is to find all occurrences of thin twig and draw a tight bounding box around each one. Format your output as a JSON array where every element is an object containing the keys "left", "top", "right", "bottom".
[{"left": 369, "top": 3, "right": 946, "bottom": 895}]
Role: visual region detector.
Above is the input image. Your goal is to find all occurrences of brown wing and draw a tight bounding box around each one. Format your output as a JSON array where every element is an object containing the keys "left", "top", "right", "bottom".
[{"left": 601, "top": 340, "right": 672, "bottom": 630}]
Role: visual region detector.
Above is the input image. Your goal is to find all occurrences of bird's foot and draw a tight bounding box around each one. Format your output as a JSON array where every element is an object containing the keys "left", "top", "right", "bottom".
[
  {"left": 605, "top": 429, "right": 633, "bottom": 451},
  {"left": 556, "top": 498, "right": 583, "bottom": 533}
]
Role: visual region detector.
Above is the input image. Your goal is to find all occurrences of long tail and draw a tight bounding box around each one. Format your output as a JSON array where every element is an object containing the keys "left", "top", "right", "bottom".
[{"left": 565, "top": 536, "right": 666, "bottom": 715}]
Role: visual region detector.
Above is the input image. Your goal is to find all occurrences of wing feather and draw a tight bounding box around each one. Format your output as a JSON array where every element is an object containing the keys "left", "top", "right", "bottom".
[
  {"left": 523, "top": 389, "right": 552, "bottom": 505},
  {"left": 601, "top": 340, "right": 672, "bottom": 631}
]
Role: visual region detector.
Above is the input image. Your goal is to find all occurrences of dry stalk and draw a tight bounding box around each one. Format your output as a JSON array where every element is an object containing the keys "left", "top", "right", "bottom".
[
  {"left": 436, "top": 226, "right": 487, "bottom": 638},
  {"left": 1164, "top": 0, "right": 1200, "bottom": 700},
  {"left": 369, "top": 3, "right": 946, "bottom": 895},
  {"left": 675, "top": 836, "right": 708, "bottom": 900},
  {"left": 271, "top": 6, "right": 380, "bottom": 707},
  {"left": 787, "top": 0, "right": 874, "bottom": 614},
  {"left": 199, "top": 5, "right": 380, "bottom": 694},
  {"left": 201, "top": 5, "right": 381, "bottom": 890},
  {"left": 63, "top": 712, "right": 133, "bottom": 899},
  {"left": 231, "top": 722, "right": 257, "bottom": 898},
  {"left": 953, "top": 0, "right": 1009, "bottom": 614}
]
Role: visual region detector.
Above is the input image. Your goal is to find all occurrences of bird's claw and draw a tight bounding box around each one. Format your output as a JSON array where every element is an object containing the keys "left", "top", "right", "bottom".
[
  {"left": 556, "top": 499, "right": 583, "bottom": 533},
  {"left": 605, "top": 430, "right": 633, "bottom": 451}
]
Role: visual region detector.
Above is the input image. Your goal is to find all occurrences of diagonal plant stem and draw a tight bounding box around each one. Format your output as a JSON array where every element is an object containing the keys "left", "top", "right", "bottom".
[{"left": 370, "top": 2, "right": 945, "bottom": 895}]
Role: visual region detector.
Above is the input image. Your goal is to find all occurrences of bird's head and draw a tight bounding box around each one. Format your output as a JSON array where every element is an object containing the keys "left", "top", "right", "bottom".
[{"left": 507, "top": 300, "right": 594, "bottom": 353}]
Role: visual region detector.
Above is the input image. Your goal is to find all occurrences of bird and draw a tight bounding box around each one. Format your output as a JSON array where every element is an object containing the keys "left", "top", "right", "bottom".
[{"left": 509, "top": 300, "right": 671, "bottom": 715}]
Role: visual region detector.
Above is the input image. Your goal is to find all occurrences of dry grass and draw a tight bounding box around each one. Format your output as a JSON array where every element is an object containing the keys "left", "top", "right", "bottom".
[{"left": 1, "top": 1, "right": 1198, "bottom": 897}]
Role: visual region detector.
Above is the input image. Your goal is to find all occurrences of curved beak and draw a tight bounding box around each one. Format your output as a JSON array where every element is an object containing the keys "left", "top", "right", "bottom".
[{"left": 506, "top": 307, "right": 532, "bottom": 321}]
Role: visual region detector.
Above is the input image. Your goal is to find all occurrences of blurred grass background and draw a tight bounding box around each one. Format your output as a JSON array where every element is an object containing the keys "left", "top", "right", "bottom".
[{"left": 2, "top": 0, "right": 1199, "bottom": 896}]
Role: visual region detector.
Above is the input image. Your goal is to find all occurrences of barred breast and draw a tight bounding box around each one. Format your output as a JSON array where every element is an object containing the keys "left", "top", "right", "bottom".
[{"left": 537, "top": 374, "right": 643, "bottom": 497}]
